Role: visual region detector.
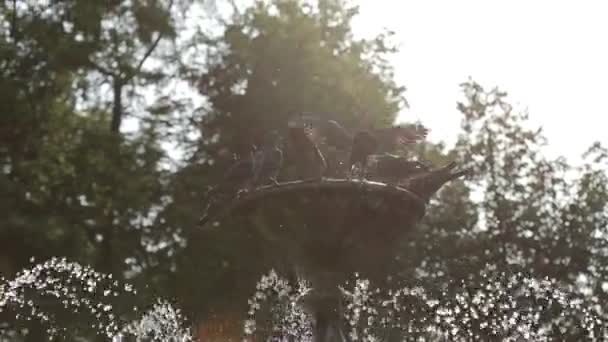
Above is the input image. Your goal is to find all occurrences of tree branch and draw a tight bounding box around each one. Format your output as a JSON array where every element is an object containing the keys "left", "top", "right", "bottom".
[
  {"left": 227, "top": 0, "right": 242, "bottom": 21},
  {"left": 11, "top": 0, "right": 17, "bottom": 41},
  {"left": 124, "top": 0, "right": 175, "bottom": 83},
  {"left": 87, "top": 59, "right": 117, "bottom": 78},
  {"left": 124, "top": 31, "right": 164, "bottom": 83}
]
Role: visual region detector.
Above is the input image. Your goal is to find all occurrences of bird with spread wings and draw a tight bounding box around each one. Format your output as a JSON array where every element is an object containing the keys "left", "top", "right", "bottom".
[{"left": 295, "top": 113, "right": 429, "bottom": 178}]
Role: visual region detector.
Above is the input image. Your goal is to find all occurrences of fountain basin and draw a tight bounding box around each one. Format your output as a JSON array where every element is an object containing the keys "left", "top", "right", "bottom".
[{"left": 200, "top": 178, "right": 425, "bottom": 290}]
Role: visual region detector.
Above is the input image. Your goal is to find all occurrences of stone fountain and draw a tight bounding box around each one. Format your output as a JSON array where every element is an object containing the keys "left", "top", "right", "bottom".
[{"left": 199, "top": 160, "right": 469, "bottom": 341}]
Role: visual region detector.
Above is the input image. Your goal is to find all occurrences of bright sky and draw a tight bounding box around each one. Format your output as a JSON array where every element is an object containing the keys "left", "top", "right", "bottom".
[{"left": 353, "top": 0, "right": 607, "bottom": 165}]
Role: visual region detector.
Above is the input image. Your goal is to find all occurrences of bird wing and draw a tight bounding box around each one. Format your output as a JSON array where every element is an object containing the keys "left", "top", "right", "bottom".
[
  {"left": 252, "top": 150, "right": 265, "bottom": 181},
  {"left": 321, "top": 120, "right": 354, "bottom": 149},
  {"left": 273, "top": 147, "right": 284, "bottom": 164},
  {"left": 372, "top": 124, "right": 428, "bottom": 150},
  {"left": 397, "top": 124, "right": 429, "bottom": 141}
]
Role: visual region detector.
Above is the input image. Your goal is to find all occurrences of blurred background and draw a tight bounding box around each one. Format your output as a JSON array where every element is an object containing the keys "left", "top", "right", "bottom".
[{"left": 1, "top": 0, "right": 607, "bottom": 340}]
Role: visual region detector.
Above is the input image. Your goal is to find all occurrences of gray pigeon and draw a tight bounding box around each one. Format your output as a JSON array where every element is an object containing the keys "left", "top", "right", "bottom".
[
  {"left": 199, "top": 151, "right": 257, "bottom": 226},
  {"left": 252, "top": 132, "right": 284, "bottom": 186},
  {"left": 287, "top": 121, "right": 327, "bottom": 180},
  {"left": 296, "top": 115, "right": 428, "bottom": 174},
  {"left": 373, "top": 124, "right": 429, "bottom": 152},
  {"left": 404, "top": 161, "right": 471, "bottom": 201},
  {"left": 219, "top": 152, "right": 257, "bottom": 193},
  {"left": 348, "top": 131, "right": 378, "bottom": 178},
  {"left": 370, "top": 154, "right": 430, "bottom": 185},
  {"left": 300, "top": 115, "right": 428, "bottom": 153},
  {"left": 319, "top": 119, "right": 354, "bottom": 150}
]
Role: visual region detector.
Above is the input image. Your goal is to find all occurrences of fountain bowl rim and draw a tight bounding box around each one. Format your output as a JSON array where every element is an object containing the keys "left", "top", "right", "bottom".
[{"left": 199, "top": 178, "right": 427, "bottom": 230}]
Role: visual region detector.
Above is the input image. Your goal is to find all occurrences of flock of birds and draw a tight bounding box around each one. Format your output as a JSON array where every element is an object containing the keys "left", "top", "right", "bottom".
[{"left": 199, "top": 113, "right": 449, "bottom": 227}]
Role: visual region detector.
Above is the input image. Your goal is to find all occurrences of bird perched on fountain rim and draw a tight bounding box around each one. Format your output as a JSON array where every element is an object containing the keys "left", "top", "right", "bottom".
[
  {"left": 368, "top": 154, "right": 431, "bottom": 185},
  {"left": 375, "top": 122, "right": 429, "bottom": 149},
  {"left": 252, "top": 131, "right": 283, "bottom": 187},
  {"left": 303, "top": 115, "right": 429, "bottom": 178},
  {"left": 287, "top": 115, "right": 327, "bottom": 181},
  {"left": 348, "top": 131, "right": 379, "bottom": 178},
  {"left": 199, "top": 148, "right": 258, "bottom": 226},
  {"left": 403, "top": 161, "right": 471, "bottom": 201},
  {"left": 217, "top": 150, "right": 257, "bottom": 193}
]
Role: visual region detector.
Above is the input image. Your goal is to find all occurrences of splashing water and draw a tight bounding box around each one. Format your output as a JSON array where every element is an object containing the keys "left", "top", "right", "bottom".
[
  {"left": 0, "top": 257, "right": 131, "bottom": 339},
  {"left": 244, "top": 269, "right": 313, "bottom": 341},
  {"left": 340, "top": 270, "right": 608, "bottom": 341},
  {"left": 3, "top": 259, "right": 607, "bottom": 341},
  {"left": 116, "top": 299, "right": 192, "bottom": 342},
  {"left": 0, "top": 258, "right": 192, "bottom": 341},
  {"left": 242, "top": 268, "right": 608, "bottom": 341}
]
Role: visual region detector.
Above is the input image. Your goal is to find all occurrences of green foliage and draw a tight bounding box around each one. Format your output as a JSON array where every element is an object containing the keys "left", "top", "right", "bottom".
[
  {"left": 395, "top": 81, "right": 608, "bottom": 339},
  {"left": 0, "top": 1, "right": 181, "bottom": 339},
  {"left": 2, "top": 0, "right": 608, "bottom": 340},
  {"left": 195, "top": 0, "right": 404, "bottom": 160}
]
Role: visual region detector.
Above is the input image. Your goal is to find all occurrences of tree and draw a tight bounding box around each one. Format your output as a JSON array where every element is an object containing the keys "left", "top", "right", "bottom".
[
  {"left": 193, "top": 0, "right": 404, "bottom": 161},
  {"left": 0, "top": 1, "right": 187, "bottom": 339},
  {"left": 389, "top": 80, "right": 608, "bottom": 339}
]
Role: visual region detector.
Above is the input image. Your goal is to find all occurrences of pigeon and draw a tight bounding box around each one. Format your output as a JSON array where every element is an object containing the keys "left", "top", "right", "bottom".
[
  {"left": 348, "top": 131, "right": 378, "bottom": 178},
  {"left": 219, "top": 152, "right": 257, "bottom": 193},
  {"left": 287, "top": 124, "right": 327, "bottom": 180},
  {"left": 199, "top": 151, "right": 257, "bottom": 226},
  {"left": 304, "top": 116, "right": 428, "bottom": 153},
  {"left": 352, "top": 123, "right": 428, "bottom": 177},
  {"left": 370, "top": 154, "right": 431, "bottom": 185},
  {"left": 373, "top": 123, "right": 429, "bottom": 153},
  {"left": 252, "top": 131, "right": 283, "bottom": 186},
  {"left": 403, "top": 161, "right": 471, "bottom": 201},
  {"left": 319, "top": 119, "right": 354, "bottom": 150},
  {"left": 287, "top": 114, "right": 429, "bottom": 179}
]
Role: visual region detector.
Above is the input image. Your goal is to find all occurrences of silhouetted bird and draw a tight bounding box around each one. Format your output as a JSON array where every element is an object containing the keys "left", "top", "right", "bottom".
[
  {"left": 354, "top": 123, "right": 428, "bottom": 177},
  {"left": 404, "top": 161, "right": 470, "bottom": 201},
  {"left": 313, "top": 117, "right": 428, "bottom": 152},
  {"left": 348, "top": 131, "right": 378, "bottom": 177},
  {"left": 289, "top": 115, "right": 429, "bottom": 179},
  {"left": 373, "top": 123, "right": 429, "bottom": 153},
  {"left": 220, "top": 152, "right": 257, "bottom": 193},
  {"left": 319, "top": 119, "right": 354, "bottom": 150},
  {"left": 199, "top": 152, "right": 256, "bottom": 226},
  {"left": 288, "top": 126, "right": 327, "bottom": 180},
  {"left": 370, "top": 154, "right": 431, "bottom": 185},
  {"left": 252, "top": 132, "right": 283, "bottom": 186}
]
